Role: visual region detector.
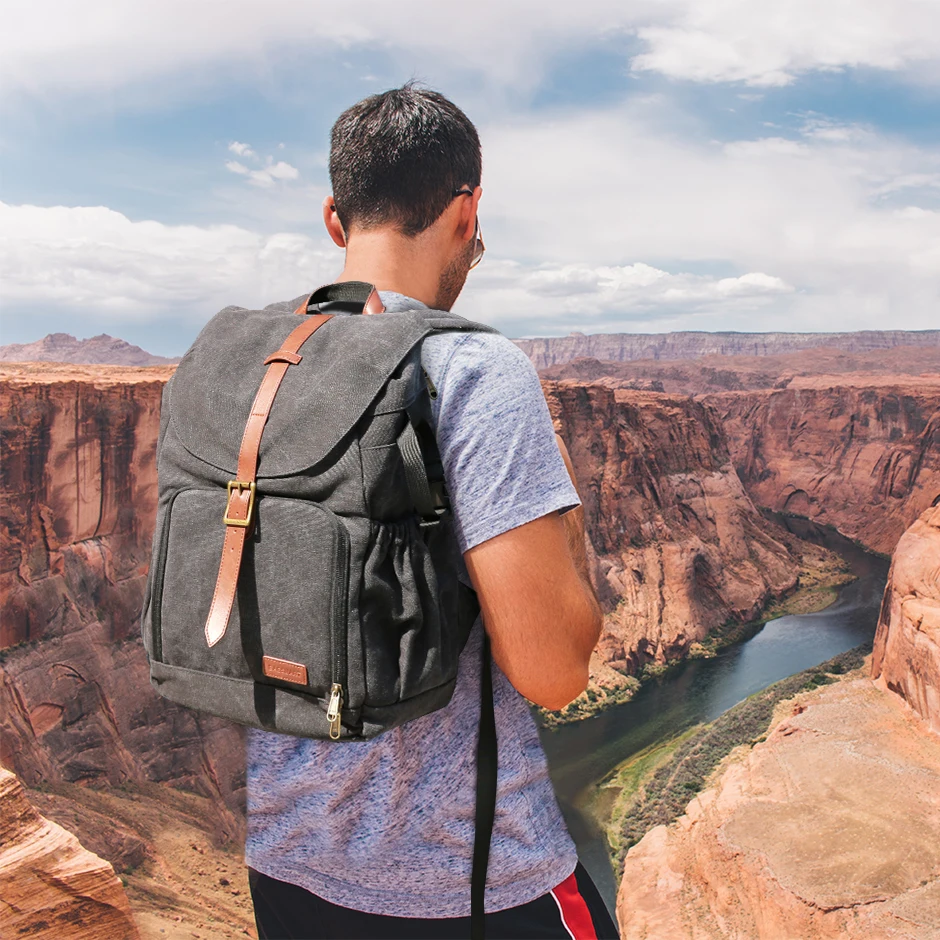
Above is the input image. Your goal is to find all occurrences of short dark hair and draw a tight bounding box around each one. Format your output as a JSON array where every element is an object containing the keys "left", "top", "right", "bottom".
[{"left": 329, "top": 83, "right": 482, "bottom": 237}]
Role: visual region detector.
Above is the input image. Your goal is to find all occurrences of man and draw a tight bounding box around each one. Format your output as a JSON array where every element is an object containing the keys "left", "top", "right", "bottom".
[{"left": 246, "top": 83, "right": 619, "bottom": 939}]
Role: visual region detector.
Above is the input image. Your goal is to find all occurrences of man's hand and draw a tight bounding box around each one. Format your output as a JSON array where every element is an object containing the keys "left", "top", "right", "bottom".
[{"left": 463, "top": 436, "right": 602, "bottom": 710}]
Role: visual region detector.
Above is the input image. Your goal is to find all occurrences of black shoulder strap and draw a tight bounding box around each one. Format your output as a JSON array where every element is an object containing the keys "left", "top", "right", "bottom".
[{"left": 471, "top": 632, "right": 497, "bottom": 939}]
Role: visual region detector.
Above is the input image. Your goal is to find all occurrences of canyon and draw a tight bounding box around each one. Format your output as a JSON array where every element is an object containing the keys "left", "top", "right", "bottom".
[
  {"left": 2, "top": 330, "right": 939, "bottom": 936},
  {"left": 0, "top": 364, "right": 243, "bottom": 838},
  {"left": 617, "top": 504, "right": 940, "bottom": 940},
  {"left": 1, "top": 363, "right": 252, "bottom": 935},
  {"left": 543, "top": 348, "right": 940, "bottom": 556},
  {"left": 542, "top": 381, "right": 804, "bottom": 711}
]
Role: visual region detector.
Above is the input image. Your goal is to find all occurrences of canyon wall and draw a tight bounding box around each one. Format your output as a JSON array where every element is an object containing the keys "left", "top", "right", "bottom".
[
  {"left": 0, "top": 364, "right": 244, "bottom": 838},
  {"left": 873, "top": 504, "right": 940, "bottom": 735},
  {"left": 705, "top": 376, "right": 940, "bottom": 555},
  {"left": 543, "top": 381, "right": 799, "bottom": 680},
  {"left": 0, "top": 767, "right": 139, "bottom": 939},
  {"left": 518, "top": 329, "right": 940, "bottom": 370}
]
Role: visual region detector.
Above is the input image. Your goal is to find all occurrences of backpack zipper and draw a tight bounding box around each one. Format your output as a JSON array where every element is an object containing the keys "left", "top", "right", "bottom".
[
  {"left": 329, "top": 517, "right": 350, "bottom": 739},
  {"left": 327, "top": 683, "right": 343, "bottom": 739}
]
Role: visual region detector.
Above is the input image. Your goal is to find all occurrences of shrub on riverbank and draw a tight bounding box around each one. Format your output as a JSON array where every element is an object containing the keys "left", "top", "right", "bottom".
[{"left": 606, "top": 642, "right": 872, "bottom": 869}]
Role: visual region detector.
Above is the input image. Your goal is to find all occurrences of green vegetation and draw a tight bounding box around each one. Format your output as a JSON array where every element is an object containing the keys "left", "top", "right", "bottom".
[
  {"left": 539, "top": 675, "right": 641, "bottom": 729},
  {"left": 603, "top": 642, "right": 872, "bottom": 873}
]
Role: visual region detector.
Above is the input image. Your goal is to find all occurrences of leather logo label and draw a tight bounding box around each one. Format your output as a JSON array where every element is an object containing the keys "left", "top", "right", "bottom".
[{"left": 262, "top": 655, "right": 308, "bottom": 686}]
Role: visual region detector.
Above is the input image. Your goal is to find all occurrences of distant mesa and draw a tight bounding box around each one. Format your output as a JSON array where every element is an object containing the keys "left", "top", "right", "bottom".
[
  {"left": 517, "top": 328, "right": 940, "bottom": 370},
  {"left": 0, "top": 333, "right": 178, "bottom": 366}
]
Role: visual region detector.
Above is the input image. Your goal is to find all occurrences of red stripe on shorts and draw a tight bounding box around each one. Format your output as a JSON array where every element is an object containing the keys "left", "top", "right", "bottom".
[{"left": 549, "top": 871, "right": 598, "bottom": 940}]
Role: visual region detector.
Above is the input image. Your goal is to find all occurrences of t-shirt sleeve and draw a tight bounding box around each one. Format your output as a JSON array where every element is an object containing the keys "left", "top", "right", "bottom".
[{"left": 422, "top": 331, "right": 581, "bottom": 554}]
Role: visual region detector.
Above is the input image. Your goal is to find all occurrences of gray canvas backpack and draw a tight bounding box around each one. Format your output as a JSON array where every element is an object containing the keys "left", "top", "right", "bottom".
[{"left": 141, "top": 281, "right": 499, "bottom": 936}]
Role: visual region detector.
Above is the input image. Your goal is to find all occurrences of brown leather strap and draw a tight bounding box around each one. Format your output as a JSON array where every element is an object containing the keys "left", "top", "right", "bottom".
[
  {"left": 204, "top": 313, "right": 333, "bottom": 647},
  {"left": 363, "top": 286, "right": 385, "bottom": 315}
]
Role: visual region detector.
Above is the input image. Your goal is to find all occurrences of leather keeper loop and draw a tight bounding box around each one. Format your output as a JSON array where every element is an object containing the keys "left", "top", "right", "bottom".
[{"left": 264, "top": 350, "right": 303, "bottom": 366}]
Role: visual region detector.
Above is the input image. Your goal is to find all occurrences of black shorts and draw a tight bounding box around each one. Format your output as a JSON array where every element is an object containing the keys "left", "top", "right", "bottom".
[{"left": 249, "top": 863, "right": 619, "bottom": 939}]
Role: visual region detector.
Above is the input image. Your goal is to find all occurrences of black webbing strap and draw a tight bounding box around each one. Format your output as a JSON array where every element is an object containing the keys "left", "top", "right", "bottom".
[
  {"left": 396, "top": 420, "right": 438, "bottom": 520},
  {"left": 471, "top": 632, "right": 497, "bottom": 940}
]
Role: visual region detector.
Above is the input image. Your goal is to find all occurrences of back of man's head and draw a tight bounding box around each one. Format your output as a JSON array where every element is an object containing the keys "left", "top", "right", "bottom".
[{"left": 329, "top": 83, "right": 481, "bottom": 239}]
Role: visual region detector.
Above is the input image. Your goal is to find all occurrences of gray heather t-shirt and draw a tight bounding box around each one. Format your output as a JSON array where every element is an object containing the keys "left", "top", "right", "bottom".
[{"left": 245, "top": 292, "right": 580, "bottom": 917}]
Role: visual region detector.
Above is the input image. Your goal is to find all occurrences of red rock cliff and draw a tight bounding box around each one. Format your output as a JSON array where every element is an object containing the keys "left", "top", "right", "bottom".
[
  {"left": 1, "top": 363, "right": 170, "bottom": 647},
  {"left": 0, "top": 364, "right": 244, "bottom": 838},
  {"left": 705, "top": 375, "right": 940, "bottom": 555},
  {"left": 543, "top": 381, "right": 799, "bottom": 676},
  {"left": 872, "top": 503, "right": 940, "bottom": 734}
]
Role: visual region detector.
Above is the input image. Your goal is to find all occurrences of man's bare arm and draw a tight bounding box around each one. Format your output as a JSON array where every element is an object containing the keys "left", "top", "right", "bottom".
[{"left": 463, "top": 436, "right": 602, "bottom": 710}]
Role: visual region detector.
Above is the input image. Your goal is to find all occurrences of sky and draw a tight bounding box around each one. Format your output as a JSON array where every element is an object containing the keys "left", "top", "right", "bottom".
[{"left": 2, "top": 0, "right": 940, "bottom": 355}]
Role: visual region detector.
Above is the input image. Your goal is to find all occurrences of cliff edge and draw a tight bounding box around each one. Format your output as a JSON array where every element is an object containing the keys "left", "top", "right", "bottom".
[
  {"left": 0, "top": 766, "right": 139, "bottom": 938},
  {"left": 873, "top": 503, "right": 940, "bottom": 734}
]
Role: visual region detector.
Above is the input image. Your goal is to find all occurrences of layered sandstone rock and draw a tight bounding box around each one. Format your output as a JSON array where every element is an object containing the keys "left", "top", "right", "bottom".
[
  {"left": 706, "top": 376, "right": 940, "bottom": 555},
  {"left": 0, "top": 364, "right": 245, "bottom": 839},
  {"left": 617, "top": 675, "right": 940, "bottom": 939},
  {"left": 517, "top": 329, "right": 940, "bottom": 371},
  {"left": 544, "top": 382, "right": 799, "bottom": 677},
  {"left": 0, "top": 766, "right": 139, "bottom": 939},
  {"left": 873, "top": 504, "right": 940, "bottom": 734}
]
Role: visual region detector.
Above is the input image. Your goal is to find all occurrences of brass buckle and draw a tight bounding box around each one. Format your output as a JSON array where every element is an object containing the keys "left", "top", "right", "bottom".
[{"left": 224, "top": 480, "right": 256, "bottom": 527}]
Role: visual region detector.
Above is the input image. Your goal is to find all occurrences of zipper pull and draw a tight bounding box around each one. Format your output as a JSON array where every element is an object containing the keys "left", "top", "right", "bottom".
[{"left": 327, "top": 683, "right": 343, "bottom": 740}]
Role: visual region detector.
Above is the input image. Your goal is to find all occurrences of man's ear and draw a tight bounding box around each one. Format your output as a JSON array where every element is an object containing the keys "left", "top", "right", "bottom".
[
  {"left": 457, "top": 185, "right": 482, "bottom": 243},
  {"left": 322, "top": 195, "right": 347, "bottom": 248}
]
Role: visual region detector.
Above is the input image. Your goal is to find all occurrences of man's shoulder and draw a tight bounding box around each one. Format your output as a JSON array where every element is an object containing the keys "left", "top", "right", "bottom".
[{"left": 421, "top": 329, "right": 535, "bottom": 385}]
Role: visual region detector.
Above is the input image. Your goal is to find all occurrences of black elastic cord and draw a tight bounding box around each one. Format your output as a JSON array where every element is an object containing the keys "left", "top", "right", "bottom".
[{"left": 470, "top": 632, "right": 497, "bottom": 940}]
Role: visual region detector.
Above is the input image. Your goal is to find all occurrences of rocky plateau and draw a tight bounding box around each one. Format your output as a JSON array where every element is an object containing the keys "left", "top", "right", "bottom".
[{"left": 0, "top": 333, "right": 179, "bottom": 366}]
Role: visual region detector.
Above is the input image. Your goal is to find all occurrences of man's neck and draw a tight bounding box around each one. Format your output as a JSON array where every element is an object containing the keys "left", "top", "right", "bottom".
[{"left": 335, "top": 230, "right": 444, "bottom": 309}]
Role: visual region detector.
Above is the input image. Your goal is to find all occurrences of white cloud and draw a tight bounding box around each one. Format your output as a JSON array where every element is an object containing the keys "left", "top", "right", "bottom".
[
  {"left": 0, "top": 201, "right": 797, "bottom": 336},
  {"left": 0, "top": 202, "right": 340, "bottom": 317},
  {"left": 228, "top": 141, "right": 255, "bottom": 158},
  {"left": 449, "top": 99, "right": 940, "bottom": 334},
  {"left": 722, "top": 137, "right": 810, "bottom": 158},
  {"left": 630, "top": 0, "right": 940, "bottom": 86},
  {"left": 245, "top": 160, "right": 300, "bottom": 188},
  {"left": 3, "top": 0, "right": 940, "bottom": 104},
  {"left": 225, "top": 160, "right": 250, "bottom": 175}
]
